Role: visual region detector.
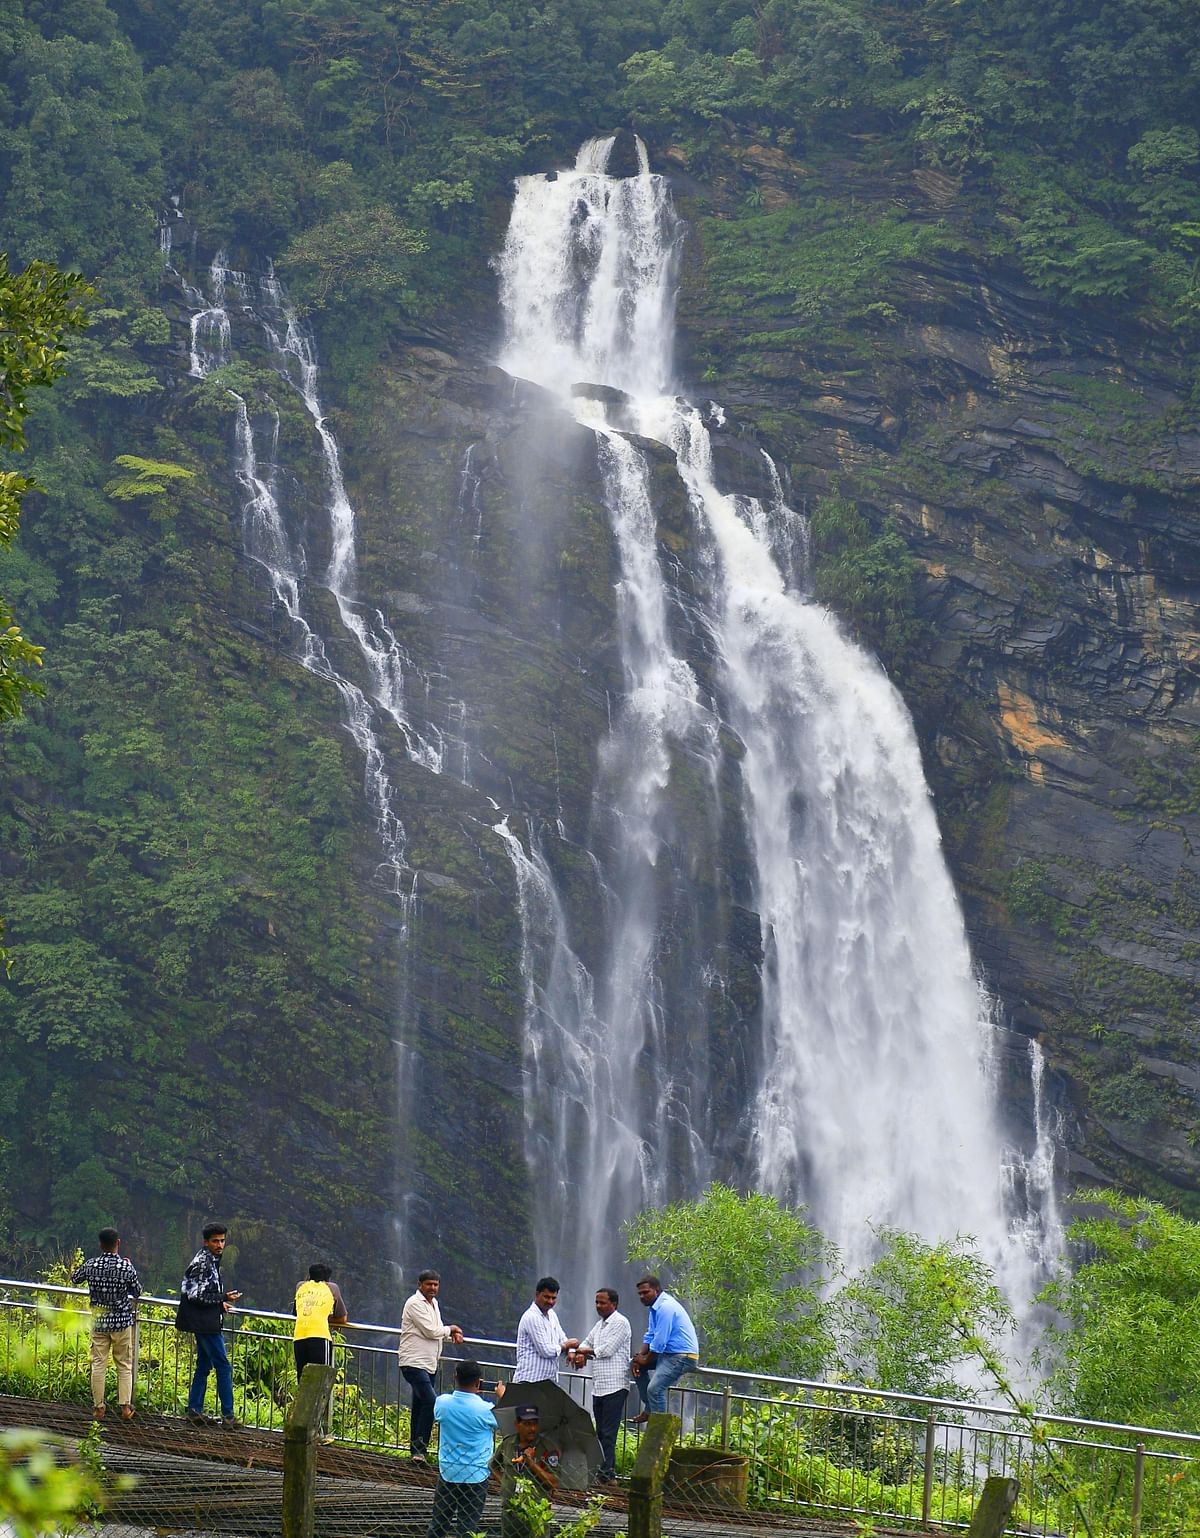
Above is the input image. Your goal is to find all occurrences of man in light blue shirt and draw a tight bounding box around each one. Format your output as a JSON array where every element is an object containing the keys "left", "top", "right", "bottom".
[
  {"left": 427, "top": 1361, "right": 505, "bottom": 1538},
  {"left": 629, "top": 1275, "right": 700, "bottom": 1421}
]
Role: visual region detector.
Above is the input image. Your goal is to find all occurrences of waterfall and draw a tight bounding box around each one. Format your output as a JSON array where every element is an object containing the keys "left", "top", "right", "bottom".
[{"left": 495, "top": 139, "right": 1061, "bottom": 1304}]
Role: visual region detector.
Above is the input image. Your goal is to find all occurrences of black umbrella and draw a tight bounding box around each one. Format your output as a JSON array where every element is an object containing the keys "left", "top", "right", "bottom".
[{"left": 496, "top": 1379, "right": 602, "bottom": 1490}]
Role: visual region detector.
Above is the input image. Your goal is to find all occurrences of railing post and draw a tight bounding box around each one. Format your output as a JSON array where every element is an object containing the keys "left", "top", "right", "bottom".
[
  {"left": 282, "top": 1363, "right": 337, "bottom": 1538},
  {"left": 922, "top": 1410, "right": 936, "bottom": 1527},
  {"left": 720, "top": 1383, "right": 732, "bottom": 1449},
  {"left": 1131, "top": 1442, "right": 1145, "bottom": 1538},
  {"left": 629, "top": 1412, "right": 679, "bottom": 1538}
]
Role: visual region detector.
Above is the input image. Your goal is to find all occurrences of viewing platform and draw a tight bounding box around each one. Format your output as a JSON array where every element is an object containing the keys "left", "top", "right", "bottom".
[{"left": 0, "top": 1277, "right": 1194, "bottom": 1538}]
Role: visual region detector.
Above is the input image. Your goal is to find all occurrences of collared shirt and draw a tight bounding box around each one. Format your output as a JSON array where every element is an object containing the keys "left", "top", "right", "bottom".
[
  {"left": 397, "top": 1289, "right": 454, "bottom": 1372},
  {"left": 643, "top": 1292, "right": 699, "bottom": 1358},
  {"left": 72, "top": 1253, "right": 142, "bottom": 1333},
  {"left": 579, "top": 1310, "right": 632, "bottom": 1397},
  {"left": 515, "top": 1301, "right": 566, "bottom": 1383},
  {"left": 433, "top": 1390, "right": 498, "bottom": 1484}
]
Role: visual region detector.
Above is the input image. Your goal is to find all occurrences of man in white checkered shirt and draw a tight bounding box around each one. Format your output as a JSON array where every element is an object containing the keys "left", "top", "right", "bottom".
[
  {"left": 571, "top": 1288, "right": 632, "bottom": 1483},
  {"left": 514, "top": 1277, "right": 578, "bottom": 1384}
]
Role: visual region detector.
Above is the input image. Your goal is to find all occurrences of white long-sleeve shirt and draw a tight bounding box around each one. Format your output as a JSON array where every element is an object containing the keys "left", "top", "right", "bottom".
[
  {"left": 578, "top": 1310, "right": 632, "bottom": 1397},
  {"left": 397, "top": 1290, "right": 454, "bottom": 1372},
  {"left": 515, "top": 1301, "right": 567, "bottom": 1383}
]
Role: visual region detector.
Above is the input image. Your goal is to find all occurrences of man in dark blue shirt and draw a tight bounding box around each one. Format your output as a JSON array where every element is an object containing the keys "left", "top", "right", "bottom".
[{"left": 72, "top": 1228, "right": 141, "bottom": 1421}]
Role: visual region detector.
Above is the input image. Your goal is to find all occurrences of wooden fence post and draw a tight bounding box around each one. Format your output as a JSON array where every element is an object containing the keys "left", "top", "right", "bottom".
[
  {"left": 628, "top": 1412, "right": 680, "bottom": 1538},
  {"left": 282, "top": 1363, "right": 338, "bottom": 1538},
  {"left": 966, "top": 1474, "right": 1020, "bottom": 1538}
]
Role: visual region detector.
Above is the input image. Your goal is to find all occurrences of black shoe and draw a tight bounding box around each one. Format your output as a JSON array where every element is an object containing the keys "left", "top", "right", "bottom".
[
  {"left": 410, "top": 1452, "right": 429, "bottom": 1467},
  {"left": 186, "top": 1410, "right": 218, "bottom": 1427},
  {"left": 222, "top": 1415, "right": 242, "bottom": 1429}
]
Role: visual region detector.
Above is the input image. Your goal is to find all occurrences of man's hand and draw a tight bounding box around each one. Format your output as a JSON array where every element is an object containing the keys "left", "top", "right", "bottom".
[
  {"left": 561, "top": 1338, "right": 580, "bottom": 1353},
  {"left": 449, "top": 1326, "right": 464, "bottom": 1344},
  {"left": 493, "top": 1382, "right": 506, "bottom": 1401}
]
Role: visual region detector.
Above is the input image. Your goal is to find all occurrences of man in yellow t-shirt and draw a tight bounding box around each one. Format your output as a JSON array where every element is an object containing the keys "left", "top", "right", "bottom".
[{"left": 293, "top": 1263, "right": 348, "bottom": 1398}]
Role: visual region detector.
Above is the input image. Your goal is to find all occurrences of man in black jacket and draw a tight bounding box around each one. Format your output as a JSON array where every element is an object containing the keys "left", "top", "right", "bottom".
[{"left": 177, "top": 1224, "right": 242, "bottom": 1427}]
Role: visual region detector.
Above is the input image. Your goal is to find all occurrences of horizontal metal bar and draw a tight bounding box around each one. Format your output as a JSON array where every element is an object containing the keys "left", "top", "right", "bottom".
[{"left": 3, "top": 1275, "right": 1199, "bottom": 1454}]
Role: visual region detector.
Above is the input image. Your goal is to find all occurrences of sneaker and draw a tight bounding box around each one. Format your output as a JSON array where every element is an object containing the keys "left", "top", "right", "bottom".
[
  {"left": 92, "top": 1407, "right": 106, "bottom": 1421},
  {"left": 119, "top": 1405, "right": 135, "bottom": 1421},
  {"left": 221, "top": 1415, "right": 242, "bottom": 1429},
  {"left": 186, "top": 1410, "right": 218, "bottom": 1427},
  {"left": 410, "top": 1452, "right": 429, "bottom": 1467}
]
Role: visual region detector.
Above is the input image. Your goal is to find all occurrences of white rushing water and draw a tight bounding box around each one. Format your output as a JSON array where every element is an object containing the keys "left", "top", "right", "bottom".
[{"left": 495, "top": 138, "right": 1061, "bottom": 1299}]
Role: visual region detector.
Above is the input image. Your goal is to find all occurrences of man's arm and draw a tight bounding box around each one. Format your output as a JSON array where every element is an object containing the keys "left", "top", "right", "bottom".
[
  {"left": 328, "top": 1282, "right": 348, "bottom": 1327},
  {"left": 125, "top": 1260, "right": 142, "bottom": 1300},
  {"left": 70, "top": 1259, "right": 90, "bottom": 1286}
]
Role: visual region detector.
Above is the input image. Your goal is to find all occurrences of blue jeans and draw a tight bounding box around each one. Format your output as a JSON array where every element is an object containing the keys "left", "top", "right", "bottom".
[
  {"left": 637, "top": 1354, "right": 696, "bottom": 1415},
  {"left": 402, "top": 1366, "right": 437, "bottom": 1454},
  {"left": 188, "top": 1331, "right": 234, "bottom": 1417}
]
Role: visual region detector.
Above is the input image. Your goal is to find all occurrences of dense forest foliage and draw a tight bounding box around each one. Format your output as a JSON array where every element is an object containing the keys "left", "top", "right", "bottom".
[
  {"left": 3, "top": 0, "right": 1200, "bottom": 1315},
  {"left": 4, "top": 0, "right": 1200, "bottom": 372}
]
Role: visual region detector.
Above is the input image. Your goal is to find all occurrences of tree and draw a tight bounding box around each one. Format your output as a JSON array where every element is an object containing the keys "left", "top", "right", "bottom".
[
  {"left": 1038, "top": 1189, "right": 1200, "bottom": 1430},
  {"left": 0, "top": 255, "right": 89, "bottom": 722},
  {"left": 623, "top": 1182, "right": 835, "bottom": 1374},
  {"left": 831, "top": 1229, "right": 1014, "bottom": 1399},
  {"left": 0, "top": 255, "right": 89, "bottom": 976}
]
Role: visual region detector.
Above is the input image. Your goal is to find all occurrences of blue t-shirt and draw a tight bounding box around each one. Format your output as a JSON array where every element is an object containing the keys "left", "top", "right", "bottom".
[
  {"left": 644, "top": 1292, "right": 699, "bottom": 1357},
  {"left": 434, "top": 1390, "right": 498, "bottom": 1483}
]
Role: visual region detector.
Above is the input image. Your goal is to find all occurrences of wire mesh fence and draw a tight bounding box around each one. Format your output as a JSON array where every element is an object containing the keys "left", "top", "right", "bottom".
[{"left": 1, "top": 1277, "right": 1197, "bottom": 1536}]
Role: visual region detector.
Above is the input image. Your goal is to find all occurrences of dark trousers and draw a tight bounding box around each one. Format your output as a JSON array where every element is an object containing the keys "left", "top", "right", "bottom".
[
  {"left": 188, "top": 1331, "right": 234, "bottom": 1417},
  {"left": 403, "top": 1365, "right": 437, "bottom": 1454},
  {"left": 294, "top": 1338, "right": 335, "bottom": 1428},
  {"left": 426, "top": 1477, "right": 487, "bottom": 1538},
  {"left": 592, "top": 1387, "right": 627, "bottom": 1478}
]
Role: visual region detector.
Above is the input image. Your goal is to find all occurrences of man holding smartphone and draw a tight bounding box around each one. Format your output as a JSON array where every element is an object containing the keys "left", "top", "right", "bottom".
[{"left": 176, "top": 1223, "right": 242, "bottom": 1428}]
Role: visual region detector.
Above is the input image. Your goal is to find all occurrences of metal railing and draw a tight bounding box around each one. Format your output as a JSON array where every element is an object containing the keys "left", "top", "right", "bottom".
[{"left": 1, "top": 1278, "right": 1197, "bottom": 1535}]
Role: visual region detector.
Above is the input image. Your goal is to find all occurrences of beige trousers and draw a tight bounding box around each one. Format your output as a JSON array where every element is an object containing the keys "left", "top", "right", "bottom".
[{"left": 91, "top": 1327, "right": 134, "bottom": 1407}]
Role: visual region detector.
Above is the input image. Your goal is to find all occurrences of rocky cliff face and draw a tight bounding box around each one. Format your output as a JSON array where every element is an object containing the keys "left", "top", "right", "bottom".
[{"left": 667, "top": 137, "right": 1200, "bottom": 1210}]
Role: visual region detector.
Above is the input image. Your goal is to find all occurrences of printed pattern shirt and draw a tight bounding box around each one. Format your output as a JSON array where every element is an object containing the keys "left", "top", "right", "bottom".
[
  {"left": 578, "top": 1310, "right": 632, "bottom": 1396},
  {"left": 181, "top": 1247, "right": 225, "bottom": 1306},
  {"left": 515, "top": 1301, "right": 567, "bottom": 1383},
  {"left": 72, "top": 1253, "right": 142, "bottom": 1333}
]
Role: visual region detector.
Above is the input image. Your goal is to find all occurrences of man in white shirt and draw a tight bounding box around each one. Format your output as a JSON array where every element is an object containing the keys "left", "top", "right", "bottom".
[
  {"left": 571, "top": 1288, "right": 631, "bottom": 1483},
  {"left": 398, "top": 1269, "right": 465, "bottom": 1464},
  {"left": 514, "top": 1276, "right": 578, "bottom": 1385}
]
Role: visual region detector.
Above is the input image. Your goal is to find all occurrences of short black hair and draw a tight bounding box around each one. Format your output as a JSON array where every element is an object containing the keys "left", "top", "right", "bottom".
[
  {"left": 456, "top": 1360, "right": 482, "bottom": 1387},
  {"left": 98, "top": 1228, "right": 119, "bottom": 1250},
  {"left": 418, "top": 1269, "right": 440, "bottom": 1283},
  {"left": 308, "top": 1264, "right": 332, "bottom": 1282},
  {"left": 637, "top": 1274, "right": 661, "bottom": 1290},
  {"left": 597, "top": 1287, "right": 618, "bottom": 1305},
  {"left": 202, "top": 1224, "right": 228, "bottom": 1241},
  {"left": 535, "top": 1276, "right": 560, "bottom": 1294}
]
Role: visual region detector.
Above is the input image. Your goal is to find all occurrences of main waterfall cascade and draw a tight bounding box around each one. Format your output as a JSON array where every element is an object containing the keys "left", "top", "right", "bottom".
[
  {"left": 495, "top": 137, "right": 1063, "bottom": 1302},
  {"left": 163, "top": 131, "right": 1061, "bottom": 1317}
]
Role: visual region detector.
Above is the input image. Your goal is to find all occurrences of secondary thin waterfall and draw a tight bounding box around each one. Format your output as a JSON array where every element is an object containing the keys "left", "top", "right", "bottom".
[{"left": 496, "top": 139, "right": 1059, "bottom": 1299}]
